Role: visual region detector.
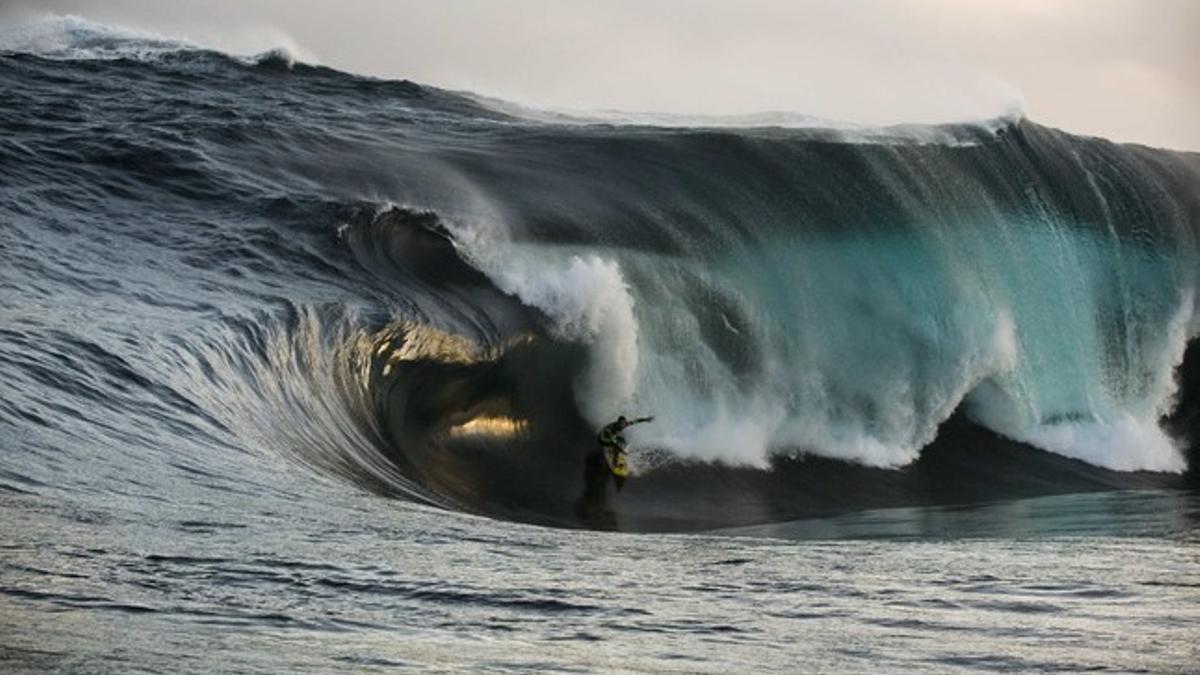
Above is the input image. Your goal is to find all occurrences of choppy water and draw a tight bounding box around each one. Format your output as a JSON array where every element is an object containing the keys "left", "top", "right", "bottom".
[
  {"left": 3, "top": 476, "right": 1199, "bottom": 672},
  {"left": 3, "top": 17, "right": 1200, "bottom": 672}
]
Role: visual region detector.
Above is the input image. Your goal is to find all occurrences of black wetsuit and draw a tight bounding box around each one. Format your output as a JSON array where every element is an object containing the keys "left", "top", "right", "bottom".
[{"left": 597, "top": 422, "right": 627, "bottom": 453}]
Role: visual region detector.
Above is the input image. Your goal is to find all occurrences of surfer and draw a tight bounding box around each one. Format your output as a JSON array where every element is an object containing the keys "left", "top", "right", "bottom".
[
  {"left": 575, "top": 415, "right": 650, "bottom": 521},
  {"left": 597, "top": 415, "right": 653, "bottom": 473}
]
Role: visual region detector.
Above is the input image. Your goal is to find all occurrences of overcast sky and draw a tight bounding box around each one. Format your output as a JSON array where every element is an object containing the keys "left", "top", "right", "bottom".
[{"left": 5, "top": 0, "right": 1198, "bottom": 150}]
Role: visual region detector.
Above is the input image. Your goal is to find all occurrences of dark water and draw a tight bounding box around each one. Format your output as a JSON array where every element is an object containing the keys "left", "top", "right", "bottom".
[
  {"left": 2, "top": 17, "right": 1200, "bottom": 672},
  {"left": 3, "top": 483, "right": 1199, "bottom": 672}
]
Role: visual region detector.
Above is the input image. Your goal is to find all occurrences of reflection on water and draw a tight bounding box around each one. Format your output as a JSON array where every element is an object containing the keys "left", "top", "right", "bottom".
[
  {"left": 446, "top": 415, "right": 529, "bottom": 438},
  {"left": 722, "top": 489, "right": 1200, "bottom": 541}
]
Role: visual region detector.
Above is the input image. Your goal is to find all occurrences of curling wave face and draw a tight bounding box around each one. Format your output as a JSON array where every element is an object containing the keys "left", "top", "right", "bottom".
[{"left": 2, "top": 17, "right": 1199, "bottom": 530}]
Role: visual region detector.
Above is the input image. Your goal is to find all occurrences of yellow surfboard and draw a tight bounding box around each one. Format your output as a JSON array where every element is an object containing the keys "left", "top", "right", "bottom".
[{"left": 604, "top": 447, "right": 630, "bottom": 478}]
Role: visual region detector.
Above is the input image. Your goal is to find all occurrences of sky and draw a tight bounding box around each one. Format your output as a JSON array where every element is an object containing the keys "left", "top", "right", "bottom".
[{"left": 4, "top": 0, "right": 1198, "bottom": 150}]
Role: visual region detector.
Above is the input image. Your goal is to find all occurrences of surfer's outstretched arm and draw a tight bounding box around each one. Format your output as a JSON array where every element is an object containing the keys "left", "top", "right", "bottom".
[{"left": 631, "top": 416, "right": 654, "bottom": 425}]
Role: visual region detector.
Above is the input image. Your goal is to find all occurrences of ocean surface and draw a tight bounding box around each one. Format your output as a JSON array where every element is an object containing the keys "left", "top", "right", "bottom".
[{"left": 2, "top": 17, "right": 1199, "bottom": 673}]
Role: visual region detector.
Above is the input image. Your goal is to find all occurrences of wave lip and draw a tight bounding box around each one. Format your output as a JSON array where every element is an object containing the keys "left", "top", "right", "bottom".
[{"left": 461, "top": 91, "right": 1024, "bottom": 146}]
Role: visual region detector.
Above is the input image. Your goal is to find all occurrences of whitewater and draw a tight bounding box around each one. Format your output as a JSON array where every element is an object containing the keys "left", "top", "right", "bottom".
[{"left": 2, "top": 18, "right": 1199, "bottom": 673}]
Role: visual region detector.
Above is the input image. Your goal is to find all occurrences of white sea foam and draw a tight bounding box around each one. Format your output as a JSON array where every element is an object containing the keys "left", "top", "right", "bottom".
[
  {"left": 0, "top": 15, "right": 316, "bottom": 67},
  {"left": 1019, "top": 415, "right": 1184, "bottom": 472},
  {"left": 987, "top": 288, "right": 1195, "bottom": 472},
  {"left": 0, "top": 15, "right": 184, "bottom": 60},
  {"left": 625, "top": 306, "right": 1020, "bottom": 469},
  {"left": 494, "top": 226, "right": 1193, "bottom": 475},
  {"left": 491, "top": 253, "right": 639, "bottom": 424}
]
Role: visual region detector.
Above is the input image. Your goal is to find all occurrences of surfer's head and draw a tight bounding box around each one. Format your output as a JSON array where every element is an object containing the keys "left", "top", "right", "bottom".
[{"left": 617, "top": 415, "right": 628, "bottom": 428}]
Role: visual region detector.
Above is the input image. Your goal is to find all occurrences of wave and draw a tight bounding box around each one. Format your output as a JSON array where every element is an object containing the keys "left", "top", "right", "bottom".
[
  {"left": 0, "top": 15, "right": 288, "bottom": 65},
  {"left": 162, "top": 205, "right": 1195, "bottom": 530},
  {"left": 4, "top": 15, "right": 1022, "bottom": 141},
  {"left": 145, "top": 205, "right": 1192, "bottom": 530},
  {"left": 417, "top": 128, "right": 1200, "bottom": 474},
  {"left": 0, "top": 15, "right": 194, "bottom": 61},
  {"left": 460, "top": 91, "right": 1025, "bottom": 145},
  {"left": 2, "top": 15, "right": 1199, "bottom": 530}
]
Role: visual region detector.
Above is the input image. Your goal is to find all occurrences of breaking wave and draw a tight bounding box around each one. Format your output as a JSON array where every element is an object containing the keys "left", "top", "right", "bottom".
[{"left": 3, "top": 16, "right": 1199, "bottom": 530}]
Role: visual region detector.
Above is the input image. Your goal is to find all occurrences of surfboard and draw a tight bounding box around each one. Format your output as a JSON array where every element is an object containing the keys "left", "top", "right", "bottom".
[{"left": 604, "top": 447, "right": 630, "bottom": 478}]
